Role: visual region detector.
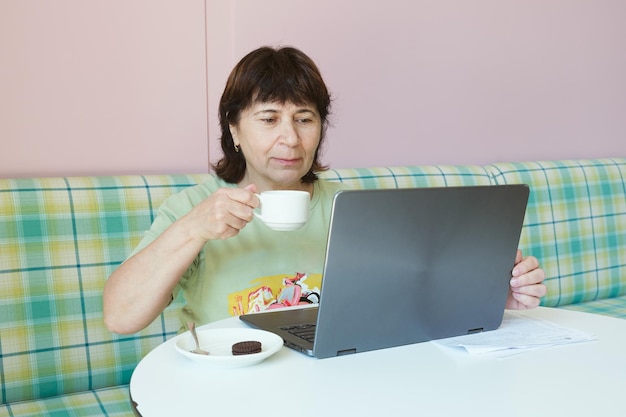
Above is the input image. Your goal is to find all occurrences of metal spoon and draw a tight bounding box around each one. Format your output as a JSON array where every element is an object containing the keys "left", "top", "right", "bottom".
[{"left": 187, "top": 321, "right": 209, "bottom": 355}]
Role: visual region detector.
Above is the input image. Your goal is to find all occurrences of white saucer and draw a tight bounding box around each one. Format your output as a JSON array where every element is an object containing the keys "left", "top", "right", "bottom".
[{"left": 174, "top": 328, "right": 283, "bottom": 368}]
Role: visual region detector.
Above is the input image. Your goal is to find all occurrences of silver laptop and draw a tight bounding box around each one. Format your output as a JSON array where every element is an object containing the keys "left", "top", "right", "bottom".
[{"left": 240, "top": 185, "right": 529, "bottom": 359}]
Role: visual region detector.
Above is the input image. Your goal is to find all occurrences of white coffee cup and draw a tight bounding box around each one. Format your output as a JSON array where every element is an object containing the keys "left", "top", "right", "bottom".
[{"left": 254, "top": 190, "right": 310, "bottom": 231}]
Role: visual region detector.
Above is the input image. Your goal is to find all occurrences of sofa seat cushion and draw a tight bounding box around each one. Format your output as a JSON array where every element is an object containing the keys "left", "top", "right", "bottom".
[
  {"left": 0, "top": 385, "right": 133, "bottom": 417},
  {"left": 559, "top": 295, "right": 626, "bottom": 319}
]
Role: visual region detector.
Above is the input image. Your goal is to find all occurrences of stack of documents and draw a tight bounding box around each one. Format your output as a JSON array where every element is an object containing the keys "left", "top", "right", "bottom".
[{"left": 436, "top": 311, "right": 597, "bottom": 358}]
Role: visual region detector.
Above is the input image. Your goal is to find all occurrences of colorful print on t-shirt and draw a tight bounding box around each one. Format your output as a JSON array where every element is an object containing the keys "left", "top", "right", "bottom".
[{"left": 228, "top": 272, "right": 322, "bottom": 316}]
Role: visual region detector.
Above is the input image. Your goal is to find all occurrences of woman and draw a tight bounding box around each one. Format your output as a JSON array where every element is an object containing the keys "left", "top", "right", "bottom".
[{"left": 103, "top": 46, "right": 546, "bottom": 334}]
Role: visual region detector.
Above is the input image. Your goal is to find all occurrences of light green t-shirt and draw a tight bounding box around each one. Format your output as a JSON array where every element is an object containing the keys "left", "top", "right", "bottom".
[{"left": 128, "top": 175, "right": 346, "bottom": 329}]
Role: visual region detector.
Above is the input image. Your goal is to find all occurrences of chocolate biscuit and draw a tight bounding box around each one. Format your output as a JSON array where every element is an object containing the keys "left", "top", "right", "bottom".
[{"left": 232, "top": 340, "right": 262, "bottom": 355}]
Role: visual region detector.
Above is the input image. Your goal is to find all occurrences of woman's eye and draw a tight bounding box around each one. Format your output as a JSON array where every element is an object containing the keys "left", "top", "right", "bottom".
[{"left": 261, "top": 118, "right": 276, "bottom": 124}]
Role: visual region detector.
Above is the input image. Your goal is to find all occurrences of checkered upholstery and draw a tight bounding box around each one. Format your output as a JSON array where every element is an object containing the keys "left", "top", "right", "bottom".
[
  {"left": 487, "top": 159, "right": 626, "bottom": 313},
  {"left": 0, "top": 386, "right": 131, "bottom": 417},
  {"left": 326, "top": 160, "right": 626, "bottom": 318},
  {"left": 0, "top": 174, "right": 211, "bottom": 415},
  {"left": 1, "top": 160, "right": 624, "bottom": 414},
  {"left": 320, "top": 164, "right": 493, "bottom": 188}
]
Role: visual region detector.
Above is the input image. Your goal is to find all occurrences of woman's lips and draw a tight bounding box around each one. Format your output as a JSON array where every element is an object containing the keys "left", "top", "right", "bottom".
[{"left": 273, "top": 157, "right": 302, "bottom": 166}]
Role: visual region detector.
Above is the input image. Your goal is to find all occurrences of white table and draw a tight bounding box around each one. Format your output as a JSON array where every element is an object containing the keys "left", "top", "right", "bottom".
[{"left": 130, "top": 307, "right": 626, "bottom": 416}]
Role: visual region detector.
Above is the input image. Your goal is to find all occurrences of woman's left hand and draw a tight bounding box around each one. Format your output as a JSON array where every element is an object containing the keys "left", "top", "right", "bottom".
[{"left": 506, "top": 250, "right": 547, "bottom": 310}]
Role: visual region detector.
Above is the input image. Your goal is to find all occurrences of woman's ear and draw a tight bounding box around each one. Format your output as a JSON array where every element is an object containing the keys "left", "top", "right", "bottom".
[{"left": 229, "top": 124, "right": 239, "bottom": 147}]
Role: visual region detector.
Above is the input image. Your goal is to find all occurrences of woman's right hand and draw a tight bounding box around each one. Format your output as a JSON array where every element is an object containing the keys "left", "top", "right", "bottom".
[{"left": 185, "top": 184, "right": 259, "bottom": 241}]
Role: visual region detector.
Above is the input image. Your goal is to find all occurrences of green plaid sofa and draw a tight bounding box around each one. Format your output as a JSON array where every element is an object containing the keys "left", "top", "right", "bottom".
[{"left": 1, "top": 158, "right": 624, "bottom": 416}]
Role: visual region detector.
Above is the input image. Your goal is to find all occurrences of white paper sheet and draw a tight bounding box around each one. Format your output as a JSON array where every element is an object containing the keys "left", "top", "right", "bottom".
[{"left": 435, "top": 311, "right": 597, "bottom": 358}]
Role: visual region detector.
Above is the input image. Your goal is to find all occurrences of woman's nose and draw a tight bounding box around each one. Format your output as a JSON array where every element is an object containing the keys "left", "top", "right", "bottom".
[{"left": 278, "top": 121, "right": 300, "bottom": 146}]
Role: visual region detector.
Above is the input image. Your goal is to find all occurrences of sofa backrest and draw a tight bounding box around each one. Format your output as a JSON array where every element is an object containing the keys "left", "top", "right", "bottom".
[
  {"left": 322, "top": 159, "right": 626, "bottom": 309},
  {"left": 0, "top": 174, "right": 210, "bottom": 404},
  {"left": 320, "top": 164, "right": 492, "bottom": 188},
  {"left": 486, "top": 158, "right": 626, "bottom": 307}
]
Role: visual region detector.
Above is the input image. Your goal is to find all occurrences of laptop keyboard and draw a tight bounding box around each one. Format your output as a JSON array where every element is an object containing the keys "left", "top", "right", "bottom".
[{"left": 281, "top": 323, "right": 316, "bottom": 343}]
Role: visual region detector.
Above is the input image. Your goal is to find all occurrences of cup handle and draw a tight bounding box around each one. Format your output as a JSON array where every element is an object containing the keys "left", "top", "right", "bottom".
[{"left": 253, "top": 193, "right": 263, "bottom": 221}]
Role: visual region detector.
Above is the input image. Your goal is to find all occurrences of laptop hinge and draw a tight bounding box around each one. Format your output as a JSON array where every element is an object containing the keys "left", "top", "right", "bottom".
[
  {"left": 337, "top": 348, "right": 357, "bottom": 356},
  {"left": 467, "top": 327, "right": 484, "bottom": 334}
]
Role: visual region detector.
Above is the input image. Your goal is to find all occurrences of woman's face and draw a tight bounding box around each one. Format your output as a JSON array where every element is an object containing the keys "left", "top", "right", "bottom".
[{"left": 230, "top": 101, "right": 322, "bottom": 192}]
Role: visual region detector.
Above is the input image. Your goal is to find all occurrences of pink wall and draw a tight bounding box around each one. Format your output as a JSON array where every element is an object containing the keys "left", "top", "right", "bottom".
[
  {"left": 207, "top": 0, "right": 626, "bottom": 169},
  {"left": 0, "top": 1, "right": 209, "bottom": 178},
  {"left": 1, "top": 1, "right": 624, "bottom": 179}
]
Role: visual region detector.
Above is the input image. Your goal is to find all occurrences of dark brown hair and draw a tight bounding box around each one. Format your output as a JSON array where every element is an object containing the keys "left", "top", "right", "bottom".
[{"left": 212, "top": 46, "right": 332, "bottom": 184}]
